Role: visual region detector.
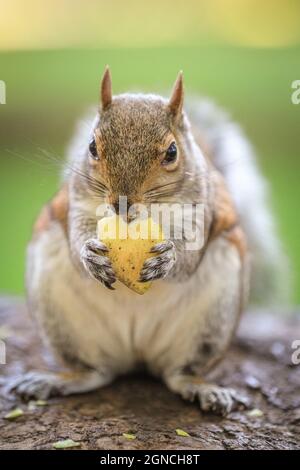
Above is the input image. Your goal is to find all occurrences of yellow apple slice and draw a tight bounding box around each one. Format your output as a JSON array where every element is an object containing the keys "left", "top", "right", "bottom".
[{"left": 97, "top": 215, "right": 164, "bottom": 294}]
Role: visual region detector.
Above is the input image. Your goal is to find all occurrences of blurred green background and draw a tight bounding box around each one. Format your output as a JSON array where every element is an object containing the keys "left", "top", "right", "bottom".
[{"left": 0, "top": 0, "right": 299, "bottom": 301}]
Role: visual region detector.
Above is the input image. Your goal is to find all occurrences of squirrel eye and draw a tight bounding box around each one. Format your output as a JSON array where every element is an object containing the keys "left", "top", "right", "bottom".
[
  {"left": 89, "top": 139, "right": 99, "bottom": 160},
  {"left": 162, "top": 142, "right": 177, "bottom": 166}
]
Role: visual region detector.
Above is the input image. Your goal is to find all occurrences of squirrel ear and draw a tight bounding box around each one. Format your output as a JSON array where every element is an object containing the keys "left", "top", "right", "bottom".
[
  {"left": 100, "top": 66, "right": 112, "bottom": 111},
  {"left": 168, "top": 71, "right": 184, "bottom": 120}
]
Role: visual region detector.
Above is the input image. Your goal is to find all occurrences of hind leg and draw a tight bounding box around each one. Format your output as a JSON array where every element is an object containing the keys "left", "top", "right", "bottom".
[
  {"left": 165, "top": 374, "right": 248, "bottom": 416},
  {"left": 7, "top": 368, "right": 112, "bottom": 400},
  {"left": 162, "top": 236, "right": 250, "bottom": 415}
]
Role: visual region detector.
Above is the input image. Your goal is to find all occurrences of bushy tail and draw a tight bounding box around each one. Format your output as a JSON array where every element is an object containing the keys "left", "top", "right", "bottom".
[{"left": 188, "top": 98, "right": 291, "bottom": 306}]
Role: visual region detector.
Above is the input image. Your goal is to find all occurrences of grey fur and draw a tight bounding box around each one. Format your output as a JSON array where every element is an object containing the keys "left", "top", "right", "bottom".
[{"left": 19, "top": 81, "right": 284, "bottom": 414}]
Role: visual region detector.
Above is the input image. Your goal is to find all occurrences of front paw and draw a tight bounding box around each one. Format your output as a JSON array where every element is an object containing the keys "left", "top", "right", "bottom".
[
  {"left": 139, "top": 240, "right": 176, "bottom": 282},
  {"left": 81, "top": 238, "right": 116, "bottom": 289}
]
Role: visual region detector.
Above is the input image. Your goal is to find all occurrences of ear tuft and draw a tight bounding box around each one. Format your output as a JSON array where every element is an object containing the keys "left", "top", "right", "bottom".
[
  {"left": 100, "top": 65, "right": 112, "bottom": 111},
  {"left": 168, "top": 71, "right": 184, "bottom": 120}
]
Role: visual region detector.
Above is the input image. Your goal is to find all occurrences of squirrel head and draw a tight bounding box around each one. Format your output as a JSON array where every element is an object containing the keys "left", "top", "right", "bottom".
[{"left": 87, "top": 66, "right": 191, "bottom": 210}]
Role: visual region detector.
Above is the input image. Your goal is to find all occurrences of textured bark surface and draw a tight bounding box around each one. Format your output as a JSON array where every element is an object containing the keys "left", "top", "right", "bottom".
[{"left": 0, "top": 298, "right": 299, "bottom": 450}]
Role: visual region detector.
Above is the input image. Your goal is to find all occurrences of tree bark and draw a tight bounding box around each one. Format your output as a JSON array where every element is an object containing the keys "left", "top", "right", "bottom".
[{"left": 0, "top": 298, "right": 299, "bottom": 450}]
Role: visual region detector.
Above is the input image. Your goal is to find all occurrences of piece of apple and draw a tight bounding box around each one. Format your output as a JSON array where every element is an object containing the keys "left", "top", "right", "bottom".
[{"left": 97, "top": 215, "right": 164, "bottom": 294}]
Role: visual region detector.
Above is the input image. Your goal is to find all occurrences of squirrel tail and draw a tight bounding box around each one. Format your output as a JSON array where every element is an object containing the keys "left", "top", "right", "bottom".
[{"left": 188, "top": 98, "right": 292, "bottom": 306}]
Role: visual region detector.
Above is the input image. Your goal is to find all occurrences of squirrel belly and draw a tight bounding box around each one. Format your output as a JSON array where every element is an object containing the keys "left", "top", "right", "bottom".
[{"left": 26, "top": 208, "right": 247, "bottom": 379}]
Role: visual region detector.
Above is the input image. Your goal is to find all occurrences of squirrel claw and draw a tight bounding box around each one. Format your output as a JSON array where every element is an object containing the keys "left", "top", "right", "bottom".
[
  {"left": 85, "top": 239, "right": 108, "bottom": 253},
  {"left": 150, "top": 239, "right": 174, "bottom": 254},
  {"left": 104, "top": 281, "right": 115, "bottom": 290},
  {"left": 139, "top": 240, "right": 176, "bottom": 282},
  {"left": 81, "top": 238, "right": 116, "bottom": 289},
  {"left": 165, "top": 375, "right": 249, "bottom": 416}
]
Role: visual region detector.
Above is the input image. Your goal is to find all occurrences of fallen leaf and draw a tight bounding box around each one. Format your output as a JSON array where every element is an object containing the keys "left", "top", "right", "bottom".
[
  {"left": 53, "top": 439, "right": 81, "bottom": 449},
  {"left": 247, "top": 408, "right": 264, "bottom": 417},
  {"left": 122, "top": 433, "right": 136, "bottom": 440},
  {"left": 176, "top": 428, "right": 190, "bottom": 437},
  {"left": 28, "top": 400, "right": 48, "bottom": 411},
  {"left": 36, "top": 400, "right": 48, "bottom": 406},
  {"left": 4, "top": 408, "right": 24, "bottom": 420}
]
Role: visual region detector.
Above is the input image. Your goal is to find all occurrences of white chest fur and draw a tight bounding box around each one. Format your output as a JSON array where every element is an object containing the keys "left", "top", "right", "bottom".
[{"left": 29, "top": 224, "right": 242, "bottom": 378}]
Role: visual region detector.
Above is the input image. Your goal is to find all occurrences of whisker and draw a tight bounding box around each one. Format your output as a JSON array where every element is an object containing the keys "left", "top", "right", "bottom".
[
  {"left": 7, "top": 143, "right": 108, "bottom": 199},
  {"left": 144, "top": 177, "right": 186, "bottom": 202},
  {"left": 145, "top": 179, "right": 184, "bottom": 195},
  {"left": 34, "top": 146, "right": 108, "bottom": 196},
  {"left": 5, "top": 148, "right": 60, "bottom": 172},
  {"left": 68, "top": 165, "right": 108, "bottom": 196}
]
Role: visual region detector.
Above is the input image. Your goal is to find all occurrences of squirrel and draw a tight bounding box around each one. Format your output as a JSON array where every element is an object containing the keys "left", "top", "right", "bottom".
[{"left": 9, "top": 67, "right": 288, "bottom": 415}]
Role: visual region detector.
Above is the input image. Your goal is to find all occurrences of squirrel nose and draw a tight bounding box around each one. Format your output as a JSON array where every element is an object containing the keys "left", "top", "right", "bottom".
[
  {"left": 113, "top": 200, "right": 119, "bottom": 214},
  {"left": 112, "top": 197, "right": 139, "bottom": 223},
  {"left": 113, "top": 198, "right": 131, "bottom": 216}
]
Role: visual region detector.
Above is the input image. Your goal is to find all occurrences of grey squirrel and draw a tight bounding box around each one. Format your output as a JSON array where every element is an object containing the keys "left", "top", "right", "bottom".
[{"left": 10, "top": 67, "right": 288, "bottom": 415}]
